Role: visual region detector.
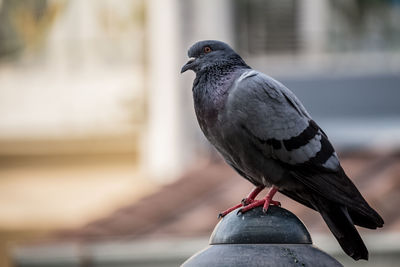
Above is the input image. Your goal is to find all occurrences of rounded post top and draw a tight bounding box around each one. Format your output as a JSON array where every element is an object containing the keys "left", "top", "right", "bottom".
[
  {"left": 183, "top": 205, "right": 343, "bottom": 267},
  {"left": 210, "top": 206, "right": 312, "bottom": 245}
]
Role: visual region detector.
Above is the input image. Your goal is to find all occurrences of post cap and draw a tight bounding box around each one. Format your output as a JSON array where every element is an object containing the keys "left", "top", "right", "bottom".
[
  {"left": 183, "top": 205, "right": 343, "bottom": 267},
  {"left": 210, "top": 205, "right": 312, "bottom": 244}
]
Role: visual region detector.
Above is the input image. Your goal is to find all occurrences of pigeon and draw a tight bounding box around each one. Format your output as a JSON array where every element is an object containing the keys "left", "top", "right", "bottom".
[{"left": 181, "top": 40, "right": 384, "bottom": 261}]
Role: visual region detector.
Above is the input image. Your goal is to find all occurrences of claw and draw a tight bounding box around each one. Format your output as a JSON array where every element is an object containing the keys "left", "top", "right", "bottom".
[
  {"left": 262, "top": 207, "right": 268, "bottom": 213},
  {"left": 262, "top": 198, "right": 281, "bottom": 213},
  {"left": 236, "top": 209, "right": 243, "bottom": 215}
]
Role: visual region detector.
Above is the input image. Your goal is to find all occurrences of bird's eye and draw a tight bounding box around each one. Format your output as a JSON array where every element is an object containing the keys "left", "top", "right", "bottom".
[{"left": 204, "top": 46, "right": 212, "bottom": 53}]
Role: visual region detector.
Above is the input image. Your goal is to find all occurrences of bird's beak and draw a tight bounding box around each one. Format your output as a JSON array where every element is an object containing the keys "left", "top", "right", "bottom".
[{"left": 181, "top": 57, "right": 196, "bottom": 73}]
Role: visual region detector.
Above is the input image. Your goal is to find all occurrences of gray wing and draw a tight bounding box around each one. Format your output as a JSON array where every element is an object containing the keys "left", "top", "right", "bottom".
[
  {"left": 226, "top": 70, "right": 376, "bottom": 210},
  {"left": 228, "top": 70, "right": 340, "bottom": 171},
  {"left": 227, "top": 70, "right": 384, "bottom": 230}
]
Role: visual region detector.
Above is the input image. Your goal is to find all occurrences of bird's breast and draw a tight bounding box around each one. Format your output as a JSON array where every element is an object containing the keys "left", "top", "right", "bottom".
[{"left": 192, "top": 71, "right": 243, "bottom": 130}]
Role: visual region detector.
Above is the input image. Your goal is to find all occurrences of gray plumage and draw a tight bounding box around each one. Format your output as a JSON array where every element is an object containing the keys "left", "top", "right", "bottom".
[{"left": 181, "top": 40, "right": 383, "bottom": 261}]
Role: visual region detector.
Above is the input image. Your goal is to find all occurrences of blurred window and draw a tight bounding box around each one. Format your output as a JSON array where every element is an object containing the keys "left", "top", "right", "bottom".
[
  {"left": 328, "top": 0, "right": 400, "bottom": 52},
  {"left": 234, "top": 0, "right": 300, "bottom": 55}
]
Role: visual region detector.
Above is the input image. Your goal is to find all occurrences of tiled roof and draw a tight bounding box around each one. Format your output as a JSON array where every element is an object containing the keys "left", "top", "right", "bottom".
[{"left": 55, "top": 149, "right": 399, "bottom": 242}]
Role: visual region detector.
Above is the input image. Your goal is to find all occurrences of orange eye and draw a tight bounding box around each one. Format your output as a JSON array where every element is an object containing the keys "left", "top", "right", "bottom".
[{"left": 204, "top": 46, "right": 212, "bottom": 53}]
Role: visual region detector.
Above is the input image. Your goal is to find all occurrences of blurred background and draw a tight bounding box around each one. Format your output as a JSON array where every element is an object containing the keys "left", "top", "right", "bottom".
[{"left": 0, "top": 0, "right": 399, "bottom": 266}]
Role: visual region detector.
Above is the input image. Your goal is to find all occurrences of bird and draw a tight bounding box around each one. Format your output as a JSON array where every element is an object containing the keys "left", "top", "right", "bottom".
[{"left": 181, "top": 40, "right": 384, "bottom": 261}]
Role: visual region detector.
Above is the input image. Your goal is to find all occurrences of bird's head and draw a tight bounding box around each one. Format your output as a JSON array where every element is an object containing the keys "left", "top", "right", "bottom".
[{"left": 181, "top": 40, "right": 249, "bottom": 74}]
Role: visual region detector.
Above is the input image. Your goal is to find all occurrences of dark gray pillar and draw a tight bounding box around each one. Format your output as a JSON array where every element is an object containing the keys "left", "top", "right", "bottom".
[{"left": 182, "top": 206, "right": 342, "bottom": 267}]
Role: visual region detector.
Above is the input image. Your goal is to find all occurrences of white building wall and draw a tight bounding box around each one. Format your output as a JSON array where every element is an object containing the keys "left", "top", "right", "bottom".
[
  {"left": 145, "top": 0, "right": 235, "bottom": 182},
  {"left": 145, "top": 0, "right": 183, "bottom": 181}
]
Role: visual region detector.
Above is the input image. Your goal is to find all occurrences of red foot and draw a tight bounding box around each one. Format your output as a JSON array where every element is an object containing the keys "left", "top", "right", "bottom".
[
  {"left": 238, "top": 198, "right": 281, "bottom": 214},
  {"left": 238, "top": 186, "right": 280, "bottom": 214},
  {"left": 218, "top": 203, "right": 243, "bottom": 218},
  {"left": 218, "top": 186, "right": 264, "bottom": 218}
]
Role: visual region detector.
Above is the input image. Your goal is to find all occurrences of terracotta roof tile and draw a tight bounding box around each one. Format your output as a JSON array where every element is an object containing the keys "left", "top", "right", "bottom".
[{"left": 54, "top": 150, "right": 400, "bottom": 242}]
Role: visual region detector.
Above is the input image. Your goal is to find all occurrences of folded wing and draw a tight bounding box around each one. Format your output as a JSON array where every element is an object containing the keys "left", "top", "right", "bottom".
[{"left": 228, "top": 71, "right": 383, "bottom": 226}]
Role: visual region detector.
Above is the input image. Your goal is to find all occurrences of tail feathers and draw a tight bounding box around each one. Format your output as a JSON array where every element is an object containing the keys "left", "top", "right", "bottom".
[
  {"left": 315, "top": 198, "right": 368, "bottom": 261},
  {"left": 349, "top": 208, "right": 384, "bottom": 229},
  {"left": 341, "top": 172, "right": 384, "bottom": 229},
  {"left": 280, "top": 188, "right": 384, "bottom": 230}
]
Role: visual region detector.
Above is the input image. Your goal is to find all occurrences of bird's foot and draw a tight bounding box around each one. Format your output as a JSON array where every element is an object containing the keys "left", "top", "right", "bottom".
[
  {"left": 237, "top": 186, "right": 280, "bottom": 214},
  {"left": 218, "top": 197, "right": 256, "bottom": 218},
  {"left": 218, "top": 186, "right": 265, "bottom": 218},
  {"left": 236, "top": 198, "right": 281, "bottom": 214},
  {"left": 218, "top": 203, "right": 243, "bottom": 218}
]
